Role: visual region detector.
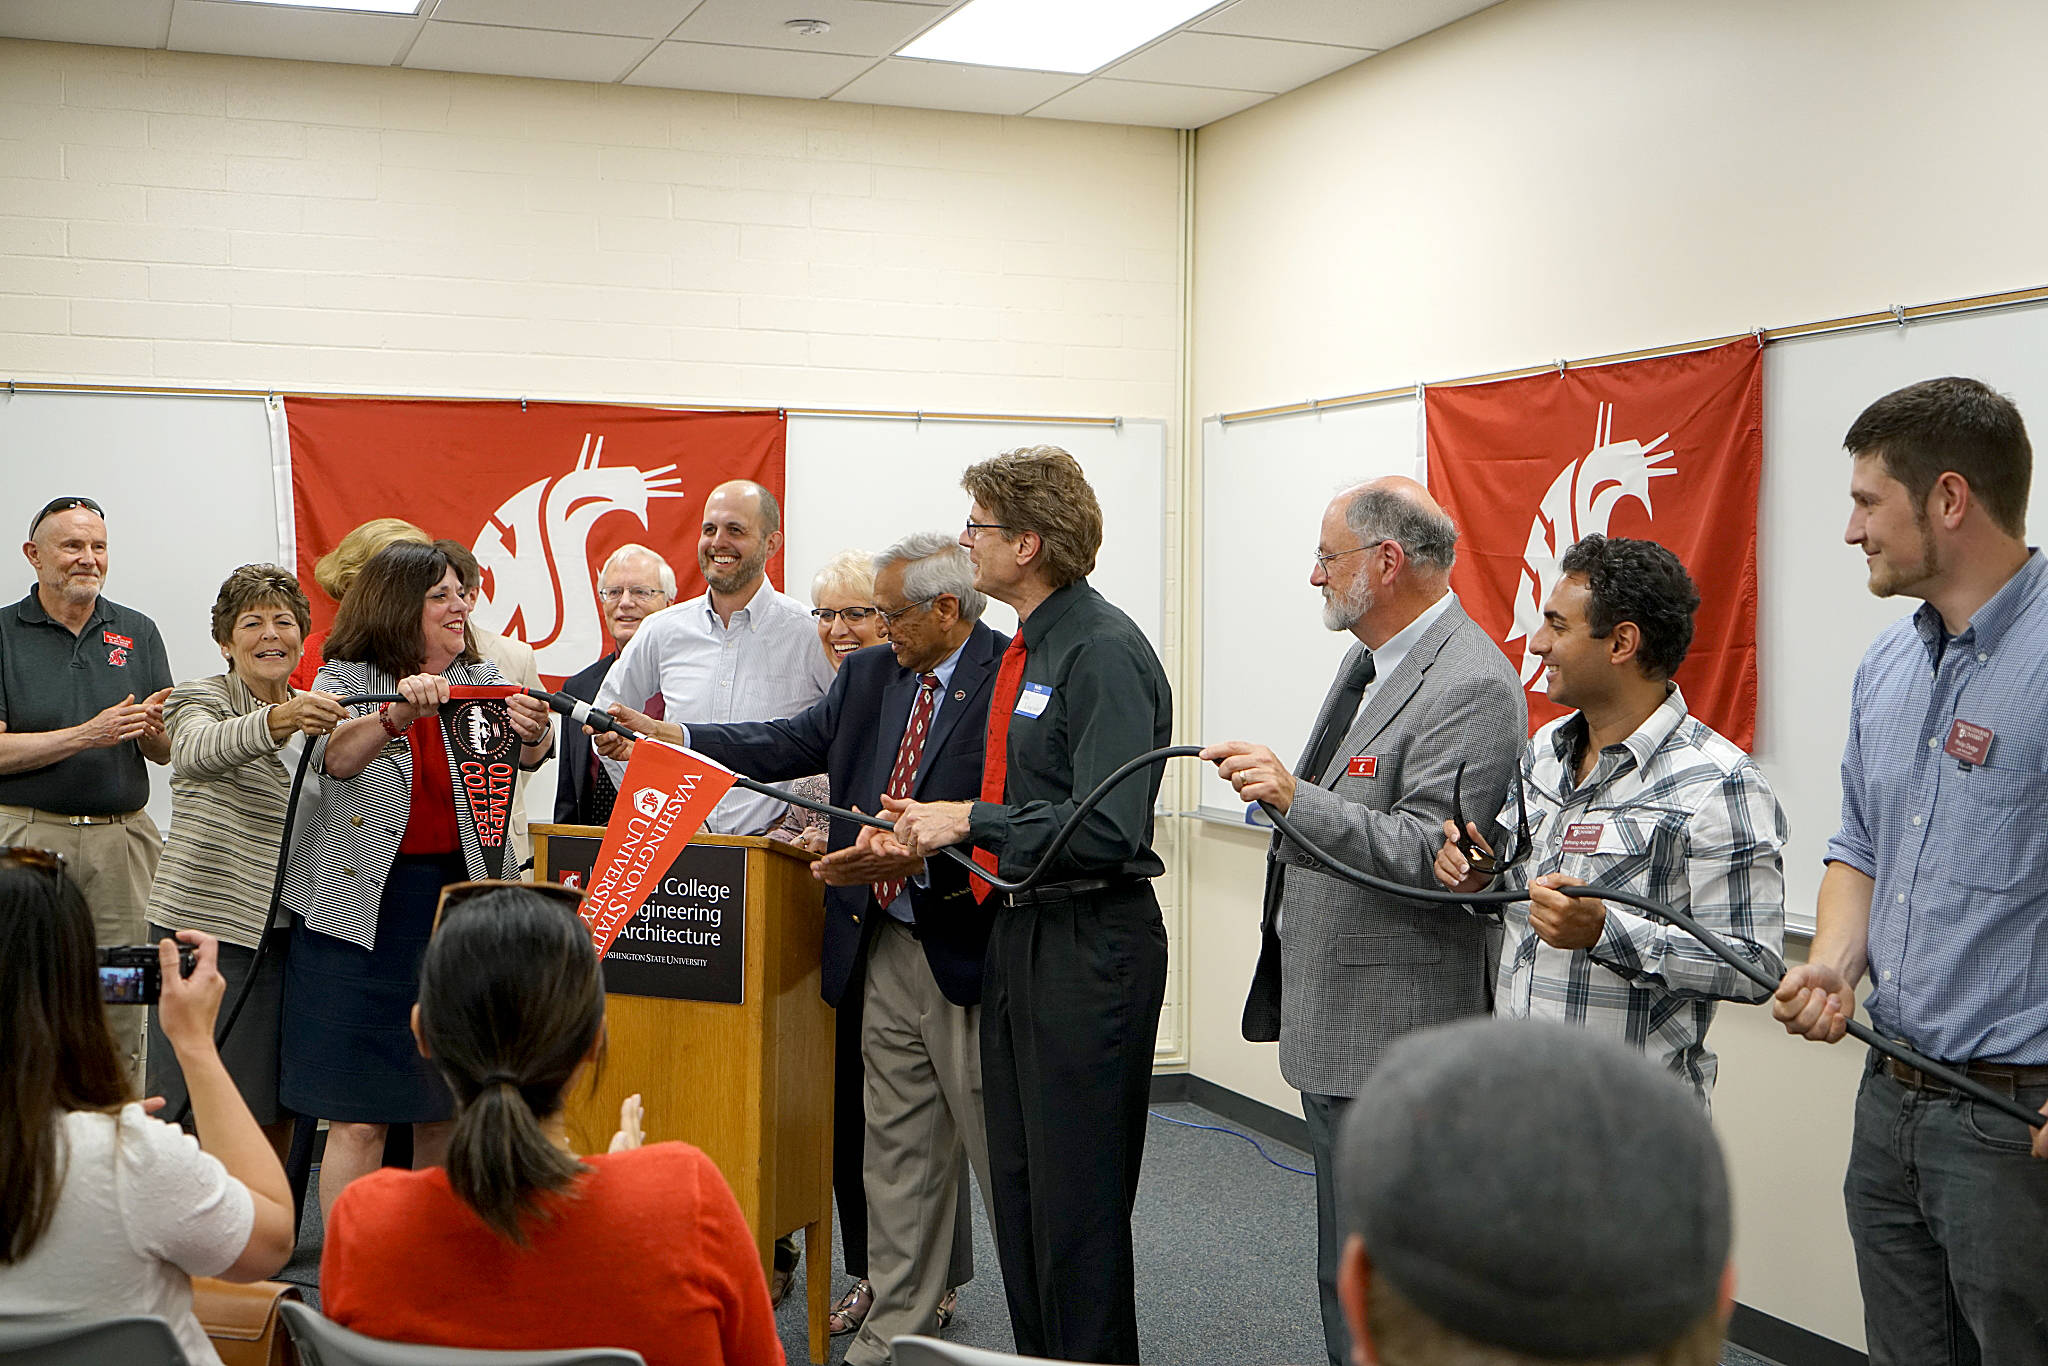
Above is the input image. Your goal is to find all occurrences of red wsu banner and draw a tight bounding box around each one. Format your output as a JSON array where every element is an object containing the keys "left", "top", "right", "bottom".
[
  {"left": 1425, "top": 340, "right": 1761, "bottom": 748},
  {"left": 287, "top": 398, "right": 784, "bottom": 689},
  {"left": 579, "top": 741, "right": 738, "bottom": 959}
]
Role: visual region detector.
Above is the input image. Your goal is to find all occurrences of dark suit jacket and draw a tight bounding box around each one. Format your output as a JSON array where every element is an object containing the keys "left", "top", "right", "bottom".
[
  {"left": 553, "top": 652, "right": 615, "bottom": 826},
  {"left": 687, "top": 622, "right": 1006, "bottom": 1009}
]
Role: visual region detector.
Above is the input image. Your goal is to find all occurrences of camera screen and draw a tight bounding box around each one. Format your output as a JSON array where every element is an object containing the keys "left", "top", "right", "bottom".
[{"left": 99, "top": 965, "right": 149, "bottom": 1004}]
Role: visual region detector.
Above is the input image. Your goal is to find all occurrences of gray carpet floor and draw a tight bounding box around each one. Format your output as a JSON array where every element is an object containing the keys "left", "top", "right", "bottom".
[{"left": 282, "top": 1102, "right": 1784, "bottom": 1365}]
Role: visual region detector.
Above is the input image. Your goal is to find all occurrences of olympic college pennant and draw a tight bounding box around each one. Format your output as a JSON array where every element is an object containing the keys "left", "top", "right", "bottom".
[
  {"left": 445, "top": 698, "right": 519, "bottom": 879},
  {"left": 580, "top": 742, "right": 739, "bottom": 959},
  {"left": 1425, "top": 340, "right": 1762, "bottom": 748}
]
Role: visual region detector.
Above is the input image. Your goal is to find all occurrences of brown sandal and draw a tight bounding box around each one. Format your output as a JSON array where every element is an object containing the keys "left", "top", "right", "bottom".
[
  {"left": 935, "top": 1287, "right": 959, "bottom": 1330},
  {"left": 829, "top": 1279, "right": 873, "bottom": 1335}
]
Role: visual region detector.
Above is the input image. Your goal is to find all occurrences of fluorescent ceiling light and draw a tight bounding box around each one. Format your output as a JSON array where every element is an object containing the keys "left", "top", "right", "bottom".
[
  {"left": 208, "top": 0, "right": 426, "bottom": 14},
  {"left": 898, "top": 0, "right": 1219, "bottom": 75}
]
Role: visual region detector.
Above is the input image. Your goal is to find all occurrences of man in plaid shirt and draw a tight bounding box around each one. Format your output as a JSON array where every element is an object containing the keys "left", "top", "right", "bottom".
[{"left": 1435, "top": 534, "right": 1786, "bottom": 1102}]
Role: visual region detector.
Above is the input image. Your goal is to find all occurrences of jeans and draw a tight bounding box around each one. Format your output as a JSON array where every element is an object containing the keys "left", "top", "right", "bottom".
[{"left": 1845, "top": 1052, "right": 2048, "bottom": 1365}]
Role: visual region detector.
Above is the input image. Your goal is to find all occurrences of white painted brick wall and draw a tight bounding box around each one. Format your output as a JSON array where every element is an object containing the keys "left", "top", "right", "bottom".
[{"left": 0, "top": 38, "right": 1180, "bottom": 418}]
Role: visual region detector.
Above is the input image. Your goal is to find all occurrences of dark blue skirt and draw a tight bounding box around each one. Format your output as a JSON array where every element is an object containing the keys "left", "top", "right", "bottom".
[{"left": 278, "top": 852, "right": 464, "bottom": 1124}]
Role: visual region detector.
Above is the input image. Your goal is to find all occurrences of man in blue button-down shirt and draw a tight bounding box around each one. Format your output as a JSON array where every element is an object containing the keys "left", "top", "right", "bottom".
[{"left": 1774, "top": 377, "right": 2048, "bottom": 1366}]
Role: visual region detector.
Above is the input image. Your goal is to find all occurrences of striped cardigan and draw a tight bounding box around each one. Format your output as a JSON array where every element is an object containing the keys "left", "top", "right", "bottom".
[
  {"left": 144, "top": 672, "right": 304, "bottom": 950},
  {"left": 281, "top": 657, "right": 504, "bottom": 952}
]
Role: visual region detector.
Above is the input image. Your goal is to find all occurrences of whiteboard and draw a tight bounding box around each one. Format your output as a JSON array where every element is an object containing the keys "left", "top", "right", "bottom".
[
  {"left": 785, "top": 416, "right": 1165, "bottom": 652},
  {"left": 0, "top": 390, "right": 283, "bottom": 834},
  {"left": 0, "top": 393, "right": 1167, "bottom": 841},
  {"left": 1199, "top": 304, "right": 2048, "bottom": 934},
  {"left": 1197, "top": 401, "right": 1421, "bottom": 819}
]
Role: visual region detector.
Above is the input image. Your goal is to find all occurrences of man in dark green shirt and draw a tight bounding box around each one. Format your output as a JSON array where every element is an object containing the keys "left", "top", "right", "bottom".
[{"left": 889, "top": 445, "right": 1171, "bottom": 1364}]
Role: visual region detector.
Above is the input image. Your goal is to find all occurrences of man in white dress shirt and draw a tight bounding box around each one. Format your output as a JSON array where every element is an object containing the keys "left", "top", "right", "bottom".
[{"left": 595, "top": 479, "right": 833, "bottom": 835}]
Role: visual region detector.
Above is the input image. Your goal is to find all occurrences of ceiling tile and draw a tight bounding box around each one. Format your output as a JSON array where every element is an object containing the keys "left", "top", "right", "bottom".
[
  {"left": 1105, "top": 30, "right": 1366, "bottom": 95},
  {"left": 427, "top": 0, "right": 704, "bottom": 41},
  {"left": 672, "top": 0, "right": 942, "bottom": 59},
  {"left": 403, "top": 21, "right": 651, "bottom": 83},
  {"left": 168, "top": 1, "right": 418, "bottom": 67},
  {"left": 1196, "top": 0, "right": 1498, "bottom": 51},
  {"left": 829, "top": 58, "right": 1079, "bottom": 116},
  {"left": 625, "top": 40, "right": 875, "bottom": 99},
  {"left": 0, "top": 0, "right": 171, "bottom": 47},
  {"left": 1028, "top": 77, "right": 1268, "bottom": 129}
]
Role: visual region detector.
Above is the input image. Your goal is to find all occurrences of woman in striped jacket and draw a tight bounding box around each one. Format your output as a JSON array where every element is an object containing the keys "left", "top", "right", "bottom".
[
  {"left": 278, "top": 541, "right": 553, "bottom": 1224},
  {"left": 144, "top": 565, "right": 347, "bottom": 1161}
]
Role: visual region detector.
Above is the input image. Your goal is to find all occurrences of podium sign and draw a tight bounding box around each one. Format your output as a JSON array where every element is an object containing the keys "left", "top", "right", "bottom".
[{"left": 545, "top": 834, "right": 747, "bottom": 1004}]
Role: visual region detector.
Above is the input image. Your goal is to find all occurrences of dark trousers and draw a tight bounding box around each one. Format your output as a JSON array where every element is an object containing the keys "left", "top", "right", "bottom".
[
  {"left": 1299, "top": 1092, "right": 1354, "bottom": 1366},
  {"left": 980, "top": 882, "right": 1168, "bottom": 1364},
  {"left": 1846, "top": 1053, "right": 2048, "bottom": 1365},
  {"left": 835, "top": 949, "right": 870, "bottom": 1279}
]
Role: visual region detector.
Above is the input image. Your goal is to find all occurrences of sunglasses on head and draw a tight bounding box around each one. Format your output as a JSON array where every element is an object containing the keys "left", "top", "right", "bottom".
[
  {"left": 29, "top": 497, "right": 104, "bottom": 539},
  {"left": 432, "top": 878, "right": 587, "bottom": 934}
]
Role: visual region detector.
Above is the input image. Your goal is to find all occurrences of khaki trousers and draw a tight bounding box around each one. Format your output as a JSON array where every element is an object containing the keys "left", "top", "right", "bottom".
[
  {"left": 0, "top": 806, "right": 164, "bottom": 1076},
  {"left": 845, "top": 917, "right": 993, "bottom": 1366}
]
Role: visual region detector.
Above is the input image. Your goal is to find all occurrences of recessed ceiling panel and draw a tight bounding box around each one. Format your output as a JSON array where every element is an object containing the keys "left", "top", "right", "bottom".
[
  {"left": 404, "top": 21, "right": 650, "bottom": 83},
  {"left": 1197, "top": 0, "right": 1499, "bottom": 51},
  {"left": 168, "top": 0, "right": 418, "bottom": 67},
  {"left": 1029, "top": 76, "right": 1268, "bottom": 129},
  {"left": 427, "top": 0, "right": 704, "bottom": 41},
  {"left": 1106, "top": 29, "right": 1366, "bottom": 94},
  {"left": 626, "top": 39, "right": 875, "bottom": 99},
  {"left": 0, "top": 0, "right": 172, "bottom": 47},
  {"left": 674, "top": 0, "right": 942, "bottom": 59},
  {"left": 830, "top": 58, "right": 1080, "bottom": 116}
]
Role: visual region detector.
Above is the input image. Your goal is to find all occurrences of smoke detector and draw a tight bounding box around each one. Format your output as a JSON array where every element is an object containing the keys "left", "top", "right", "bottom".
[{"left": 784, "top": 18, "right": 831, "bottom": 36}]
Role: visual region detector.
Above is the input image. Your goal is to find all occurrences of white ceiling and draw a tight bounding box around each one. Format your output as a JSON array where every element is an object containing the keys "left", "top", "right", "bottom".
[{"left": 0, "top": 0, "right": 1501, "bottom": 129}]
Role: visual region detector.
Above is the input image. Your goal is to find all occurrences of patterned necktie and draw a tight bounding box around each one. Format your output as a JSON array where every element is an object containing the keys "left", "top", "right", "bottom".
[
  {"left": 972, "top": 634, "right": 1030, "bottom": 902},
  {"left": 874, "top": 673, "right": 941, "bottom": 911},
  {"left": 586, "top": 692, "right": 665, "bottom": 825},
  {"left": 1302, "top": 649, "right": 1376, "bottom": 784}
]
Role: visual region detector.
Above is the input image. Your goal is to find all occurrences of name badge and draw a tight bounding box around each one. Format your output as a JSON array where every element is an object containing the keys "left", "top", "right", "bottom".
[
  {"left": 1561, "top": 823, "right": 1603, "bottom": 854},
  {"left": 102, "top": 630, "right": 133, "bottom": 650},
  {"left": 1014, "top": 682, "right": 1052, "bottom": 718},
  {"left": 1944, "top": 718, "right": 1994, "bottom": 766},
  {"left": 1346, "top": 756, "right": 1377, "bottom": 779}
]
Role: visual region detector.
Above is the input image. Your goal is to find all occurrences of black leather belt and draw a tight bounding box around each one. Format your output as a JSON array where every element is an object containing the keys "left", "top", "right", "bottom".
[
  {"left": 1884, "top": 1056, "right": 2048, "bottom": 1097},
  {"left": 1005, "top": 878, "right": 1128, "bottom": 908}
]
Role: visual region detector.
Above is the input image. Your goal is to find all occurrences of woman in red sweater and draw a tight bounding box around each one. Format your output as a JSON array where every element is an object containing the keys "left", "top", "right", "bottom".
[{"left": 320, "top": 884, "right": 782, "bottom": 1366}]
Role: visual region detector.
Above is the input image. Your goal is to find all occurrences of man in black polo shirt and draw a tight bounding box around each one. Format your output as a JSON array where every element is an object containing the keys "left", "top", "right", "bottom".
[
  {"left": 0, "top": 497, "right": 174, "bottom": 1065},
  {"left": 889, "top": 445, "right": 1172, "bottom": 1365}
]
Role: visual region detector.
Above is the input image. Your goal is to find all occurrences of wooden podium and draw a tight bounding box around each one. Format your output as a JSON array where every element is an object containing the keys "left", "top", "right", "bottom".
[{"left": 533, "top": 826, "right": 835, "bottom": 1364}]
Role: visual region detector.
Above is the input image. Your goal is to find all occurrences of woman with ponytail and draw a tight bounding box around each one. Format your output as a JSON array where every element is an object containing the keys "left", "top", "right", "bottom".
[{"left": 318, "top": 884, "right": 783, "bottom": 1366}]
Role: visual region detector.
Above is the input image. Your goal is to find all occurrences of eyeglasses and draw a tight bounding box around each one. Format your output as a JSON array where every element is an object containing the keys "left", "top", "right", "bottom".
[
  {"left": 876, "top": 597, "right": 938, "bottom": 629},
  {"left": 810, "top": 605, "right": 880, "bottom": 624},
  {"left": 434, "top": 878, "right": 586, "bottom": 932},
  {"left": 598, "top": 586, "right": 668, "bottom": 605},
  {"left": 29, "top": 497, "right": 104, "bottom": 539},
  {"left": 962, "top": 519, "right": 1014, "bottom": 538},
  {"left": 0, "top": 846, "right": 67, "bottom": 876},
  {"left": 1312, "top": 539, "right": 1391, "bottom": 572}
]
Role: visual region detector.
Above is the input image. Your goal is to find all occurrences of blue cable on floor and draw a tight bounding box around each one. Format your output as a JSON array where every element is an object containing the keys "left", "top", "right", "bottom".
[{"left": 1148, "top": 1109, "right": 1315, "bottom": 1177}]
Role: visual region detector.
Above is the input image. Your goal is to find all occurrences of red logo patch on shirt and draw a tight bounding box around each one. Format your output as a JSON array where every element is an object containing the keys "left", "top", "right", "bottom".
[
  {"left": 107, "top": 646, "right": 128, "bottom": 667},
  {"left": 102, "top": 630, "right": 133, "bottom": 650},
  {"left": 1561, "top": 823, "right": 1603, "bottom": 854},
  {"left": 1346, "top": 756, "right": 1377, "bottom": 779},
  {"left": 1943, "top": 718, "right": 1994, "bottom": 766}
]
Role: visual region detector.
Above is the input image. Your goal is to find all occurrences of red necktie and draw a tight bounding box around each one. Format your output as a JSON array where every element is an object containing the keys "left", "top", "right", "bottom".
[
  {"left": 972, "top": 634, "right": 1029, "bottom": 902},
  {"left": 874, "top": 673, "right": 940, "bottom": 911}
]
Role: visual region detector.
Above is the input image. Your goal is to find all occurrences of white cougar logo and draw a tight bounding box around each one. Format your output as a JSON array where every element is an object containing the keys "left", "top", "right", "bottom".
[
  {"left": 632, "top": 787, "right": 667, "bottom": 820},
  {"left": 1506, "top": 404, "right": 1677, "bottom": 688},
  {"left": 471, "top": 434, "right": 684, "bottom": 676}
]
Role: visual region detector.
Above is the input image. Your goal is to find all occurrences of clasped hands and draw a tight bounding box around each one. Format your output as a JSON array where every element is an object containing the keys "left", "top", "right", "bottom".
[
  {"left": 80, "top": 687, "right": 174, "bottom": 748},
  {"left": 816, "top": 799, "right": 969, "bottom": 886}
]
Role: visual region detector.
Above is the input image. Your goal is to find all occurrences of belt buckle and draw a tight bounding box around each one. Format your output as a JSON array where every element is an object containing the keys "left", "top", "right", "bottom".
[{"left": 67, "top": 814, "right": 105, "bottom": 827}]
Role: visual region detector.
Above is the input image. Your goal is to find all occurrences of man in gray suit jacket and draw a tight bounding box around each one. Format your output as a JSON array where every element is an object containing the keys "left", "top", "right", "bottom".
[{"left": 1204, "top": 476, "right": 1525, "bottom": 1366}]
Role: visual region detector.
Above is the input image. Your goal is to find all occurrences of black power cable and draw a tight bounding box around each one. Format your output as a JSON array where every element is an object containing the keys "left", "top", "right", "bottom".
[{"left": 207, "top": 693, "right": 2044, "bottom": 1135}]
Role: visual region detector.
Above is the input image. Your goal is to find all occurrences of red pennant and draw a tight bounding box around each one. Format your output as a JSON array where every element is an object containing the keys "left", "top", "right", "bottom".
[{"left": 579, "top": 742, "right": 739, "bottom": 959}]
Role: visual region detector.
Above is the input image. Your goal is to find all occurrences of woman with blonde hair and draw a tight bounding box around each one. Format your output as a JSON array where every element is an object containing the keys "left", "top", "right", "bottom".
[{"left": 290, "top": 518, "right": 431, "bottom": 691}]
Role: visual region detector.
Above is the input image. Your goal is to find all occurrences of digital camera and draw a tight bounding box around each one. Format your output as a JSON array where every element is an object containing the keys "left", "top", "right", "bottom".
[{"left": 98, "top": 943, "right": 197, "bottom": 1006}]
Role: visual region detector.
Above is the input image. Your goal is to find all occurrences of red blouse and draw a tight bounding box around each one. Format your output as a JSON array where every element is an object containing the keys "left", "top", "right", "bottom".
[{"left": 398, "top": 715, "right": 459, "bottom": 855}]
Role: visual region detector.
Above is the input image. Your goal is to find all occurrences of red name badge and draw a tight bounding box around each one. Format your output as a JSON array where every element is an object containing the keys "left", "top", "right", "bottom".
[
  {"left": 102, "top": 630, "right": 133, "bottom": 650},
  {"left": 1944, "top": 719, "right": 1994, "bottom": 766},
  {"left": 1561, "top": 823, "right": 1603, "bottom": 854},
  {"left": 1346, "top": 756, "right": 1377, "bottom": 779}
]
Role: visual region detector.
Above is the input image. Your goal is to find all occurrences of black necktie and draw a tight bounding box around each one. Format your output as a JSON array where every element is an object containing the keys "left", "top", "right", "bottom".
[{"left": 1302, "top": 649, "right": 1375, "bottom": 784}]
